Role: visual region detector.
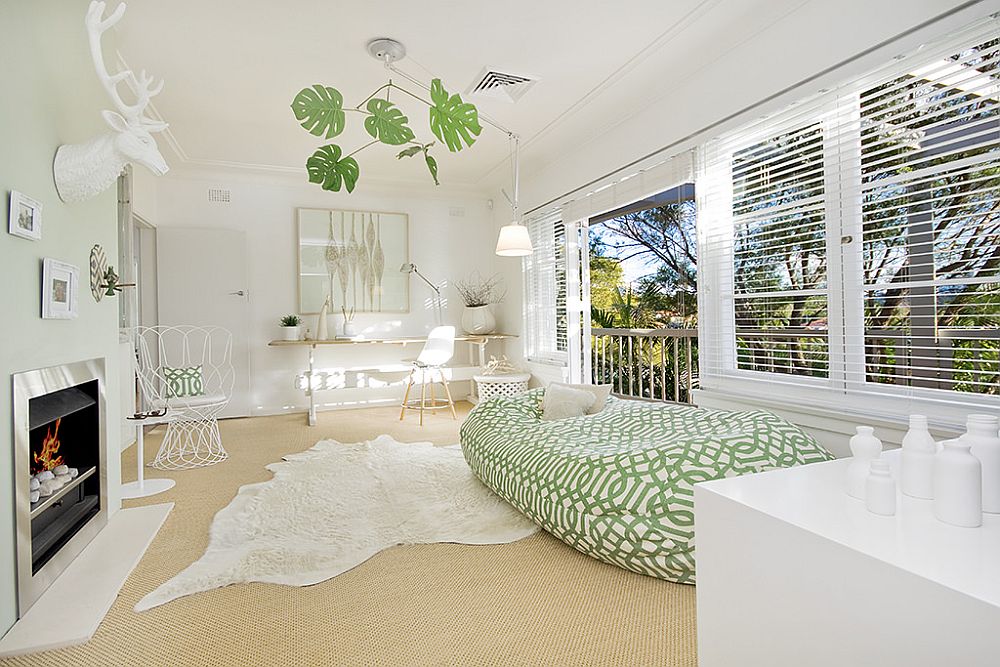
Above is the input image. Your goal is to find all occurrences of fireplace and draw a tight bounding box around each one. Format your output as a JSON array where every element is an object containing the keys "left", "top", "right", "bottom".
[{"left": 12, "top": 359, "right": 108, "bottom": 615}]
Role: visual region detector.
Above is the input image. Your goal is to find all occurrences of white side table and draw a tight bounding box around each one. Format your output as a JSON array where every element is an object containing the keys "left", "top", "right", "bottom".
[
  {"left": 473, "top": 373, "right": 531, "bottom": 402},
  {"left": 695, "top": 449, "right": 1000, "bottom": 666}
]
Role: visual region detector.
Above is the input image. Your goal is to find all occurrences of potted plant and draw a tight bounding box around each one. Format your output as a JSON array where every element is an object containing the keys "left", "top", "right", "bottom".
[
  {"left": 279, "top": 314, "right": 302, "bottom": 341},
  {"left": 455, "top": 272, "right": 505, "bottom": 334}
]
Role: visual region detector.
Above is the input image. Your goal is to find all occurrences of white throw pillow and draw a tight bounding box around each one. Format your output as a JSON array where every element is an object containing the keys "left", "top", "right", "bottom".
[
  {"left": 549, "top": 382, "right": 612, "bottom": 414},
  {"left": 541, "top": 384, "right": 596, "bottom": 421}
]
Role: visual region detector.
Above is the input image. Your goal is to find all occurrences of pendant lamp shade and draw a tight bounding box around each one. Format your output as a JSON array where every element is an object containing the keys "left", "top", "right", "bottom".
[{"left": 495, "top": 223, "right": 533, "bottom": 256}]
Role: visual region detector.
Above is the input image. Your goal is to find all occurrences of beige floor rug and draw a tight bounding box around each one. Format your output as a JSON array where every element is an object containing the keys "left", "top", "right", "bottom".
[{"left": 136, "top": 435, "right": 538, "bottom": 611}]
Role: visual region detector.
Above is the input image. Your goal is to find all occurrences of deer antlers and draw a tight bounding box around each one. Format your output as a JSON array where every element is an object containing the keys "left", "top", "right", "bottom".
[{"left": 86, "top": 1, "right": 167, "bottom": 131}]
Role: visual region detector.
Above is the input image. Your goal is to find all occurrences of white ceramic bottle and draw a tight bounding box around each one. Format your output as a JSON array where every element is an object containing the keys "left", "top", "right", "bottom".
[
  {"left": 847, "top": 426, "right": 882, "bottom": 500},
  {"left": 933, "top": 438, "right": 982, "bottom": 528},
  {"left": 900, "top": 415, "right": 936, "bottom": 499},
  {"left": 865, "top": 459, "right": 896, "bottom": 516},
  {"left": 965, "top": 414, "right": 1000, "bottom": 514}
]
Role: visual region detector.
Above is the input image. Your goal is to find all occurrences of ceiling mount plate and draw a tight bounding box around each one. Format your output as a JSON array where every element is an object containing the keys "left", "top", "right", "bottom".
[{"left": 366, "top": 38, "right": 406, "bottom": 64}]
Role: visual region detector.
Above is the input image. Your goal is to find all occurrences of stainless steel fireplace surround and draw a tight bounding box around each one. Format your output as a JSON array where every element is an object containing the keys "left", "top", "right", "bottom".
[{"left": 12, "top": 358, "right": 109, "bottom": 615}]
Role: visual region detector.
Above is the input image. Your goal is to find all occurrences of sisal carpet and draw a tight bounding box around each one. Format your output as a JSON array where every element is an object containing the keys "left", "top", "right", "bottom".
[{"left": 1, "top": 403, "right": 697, "bottom": 667}]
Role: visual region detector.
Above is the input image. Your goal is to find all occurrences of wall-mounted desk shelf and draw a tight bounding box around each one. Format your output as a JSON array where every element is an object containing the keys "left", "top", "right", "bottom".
[{"left": 267, "top": 333, "right": 517, "bottom": 425}]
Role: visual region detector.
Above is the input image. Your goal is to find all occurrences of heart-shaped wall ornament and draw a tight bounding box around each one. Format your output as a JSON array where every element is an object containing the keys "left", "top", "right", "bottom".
[{"left": 90, "top": 244, "right": 108, "bottom": 302}]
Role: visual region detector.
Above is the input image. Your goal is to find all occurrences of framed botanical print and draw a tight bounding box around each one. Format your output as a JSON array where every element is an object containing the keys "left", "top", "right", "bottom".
[
  {"left": 41, "top": 258, "right": 79, "bottom": 319},
  {"left": 297, "top": 208, "right": 409, "bottom": 314},
  {"left": 9, "top": 190, "right": 42, "bottom": 241}
]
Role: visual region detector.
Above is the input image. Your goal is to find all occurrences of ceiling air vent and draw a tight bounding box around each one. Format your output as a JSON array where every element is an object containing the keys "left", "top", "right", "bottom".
[
  {"left": 207, "top": 188, "right": 231, "bottom": 204},
  {"left": 466, "top": 68, "right": 538, "bottom": 103}
]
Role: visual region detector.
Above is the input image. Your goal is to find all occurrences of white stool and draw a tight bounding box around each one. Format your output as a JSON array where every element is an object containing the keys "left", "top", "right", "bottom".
[
  {"left": 400, "top": 326, "right": 457, "bottom": 426},
  {"left": 473, "top": 373, "right": 531, "bottom": 402}
]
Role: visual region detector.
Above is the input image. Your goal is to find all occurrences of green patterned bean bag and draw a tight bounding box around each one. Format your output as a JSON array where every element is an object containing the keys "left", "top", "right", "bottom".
[{"left": 460, "top": 389, "right": 833, "bottom": 583}]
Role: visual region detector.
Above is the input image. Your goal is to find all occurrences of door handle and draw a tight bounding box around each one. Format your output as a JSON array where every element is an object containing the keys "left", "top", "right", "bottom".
[{"left": 229, "top": 290, "right": 246, "bottom": 297}]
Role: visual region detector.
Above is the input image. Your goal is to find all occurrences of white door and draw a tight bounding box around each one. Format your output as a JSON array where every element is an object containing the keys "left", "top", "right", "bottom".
[{"left": 156, "top": 228, "right": 251, "bottom": 417}]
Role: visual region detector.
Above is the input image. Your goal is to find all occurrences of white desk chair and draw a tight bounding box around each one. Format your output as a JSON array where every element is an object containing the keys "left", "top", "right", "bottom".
[
  {"left": 400, "top": 325, "right": 458, "bottom": 425},
  {"left": 134, "top": 325, "right": 234, "bottom": 470}
]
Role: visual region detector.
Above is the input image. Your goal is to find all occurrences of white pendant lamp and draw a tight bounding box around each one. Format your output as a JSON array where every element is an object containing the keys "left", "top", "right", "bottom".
[{"left": 495, "top": 135, "right": 533, "bottom": 256}]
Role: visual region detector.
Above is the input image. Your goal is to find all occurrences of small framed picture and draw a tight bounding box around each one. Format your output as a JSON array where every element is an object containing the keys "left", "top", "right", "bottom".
[
  {"left": 42, "top": 258, "right": 79, "bottom": 319},
  {"left": 9, "top": 190, "right": 42, "bottom": 241}
]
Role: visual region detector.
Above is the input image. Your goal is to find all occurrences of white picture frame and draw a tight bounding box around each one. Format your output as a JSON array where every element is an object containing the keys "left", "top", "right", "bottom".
[
  {"left": 41, "top": 258, "right": 79, "bottom": 319},
  {"left": 8, "top": 190, "right": 42, "bottom": 241},
  {"left": 296, "top": 208, "right": 410, "bottom": 314}
]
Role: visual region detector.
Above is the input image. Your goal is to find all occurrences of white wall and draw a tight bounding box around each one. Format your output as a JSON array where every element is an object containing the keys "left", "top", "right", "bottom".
[
  {"left": 0, "top": 1, "right": 123, "bottom": 635},
  {"left": 151, "top": 167, "right": 507, "bottom": 415}
]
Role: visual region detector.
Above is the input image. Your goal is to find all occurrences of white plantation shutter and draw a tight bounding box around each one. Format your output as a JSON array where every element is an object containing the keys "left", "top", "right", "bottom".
[
  {"left": 524, "top": 210, "right": 568, "bottom": 365},
  {"left": 699, "top": 16, "right": 1000, "bottom": 418}
]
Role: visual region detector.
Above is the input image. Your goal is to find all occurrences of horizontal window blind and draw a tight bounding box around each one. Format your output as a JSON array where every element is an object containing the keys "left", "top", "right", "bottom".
[
  {"left": 524, "top": 210, "right": 568, "bottom": 365},
  {"left": 849, "top": 39, "right": 1000, "bottom": 399},
  {"left": 699, "top": 16, "right": 1000, "bottom": 414},
  {"left": 732, "top": 122, "right": 830, "bottom": 378}
]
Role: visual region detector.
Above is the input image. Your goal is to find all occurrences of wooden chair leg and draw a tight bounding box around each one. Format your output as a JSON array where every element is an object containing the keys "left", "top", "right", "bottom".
[
  {"left": 400, "top": 368, "right": 414, "bottom": 421},
  {"left": 429, "top": 375, "right": 436, "bottom": 416},
  {"left": 419, "top": 369, "right": 426, "bottom": 426},
  {"left": 440, "top": 372, "right": 457, "bottom": 420}
]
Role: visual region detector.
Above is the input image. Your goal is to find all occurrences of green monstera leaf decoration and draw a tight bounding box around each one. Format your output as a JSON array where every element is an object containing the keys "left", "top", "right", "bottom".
[
  {"left": 291, "top": 85, "right": 346, "bottom": 139},
  {"left": 429, "top": 78, "right": 482, "bottom": 152},
  {"left": 397, "top": 142, "right": 439, "bottom": 186},
  {"left": 306, "top": 145, "right": 359, "bottom": 193},
  {"left": 364, "top": 98, "right": 415, "bottom": 145}
]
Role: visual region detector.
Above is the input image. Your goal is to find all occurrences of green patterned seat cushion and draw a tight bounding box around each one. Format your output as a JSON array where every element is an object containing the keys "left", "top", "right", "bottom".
[
  {"left": 460, "top": 388, "right": 833, "bottom": 583},
  {"left": 163, "top": 365, "right": 205, "bottom": 398}
]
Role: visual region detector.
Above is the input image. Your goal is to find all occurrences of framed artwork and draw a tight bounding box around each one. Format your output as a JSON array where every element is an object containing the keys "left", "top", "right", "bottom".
[
  {"left": 9, "top": 190, "right": 42, "bottom": 240},
  {"left": 297, "top": 208, "right": 409, "bottom": 314},
  {"left": 42, "top": 258, "right": 80, "bottom": 319}
]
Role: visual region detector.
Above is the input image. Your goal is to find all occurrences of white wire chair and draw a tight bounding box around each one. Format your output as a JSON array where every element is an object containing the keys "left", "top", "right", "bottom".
[{"left": 134, "top": 326, "right": 234, "bottom": 469}]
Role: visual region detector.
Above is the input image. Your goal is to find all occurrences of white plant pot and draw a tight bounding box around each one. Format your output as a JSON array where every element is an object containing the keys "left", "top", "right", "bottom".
[
  {"left": 281, "top": 326, "right": 301, "bottom": 341},
  {"left": 462, "top": 305, "right": 496, "bottom": 335}
]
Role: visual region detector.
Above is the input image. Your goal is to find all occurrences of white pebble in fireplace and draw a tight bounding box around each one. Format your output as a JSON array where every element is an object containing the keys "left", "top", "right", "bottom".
[{"left": 12, "top": 358, "right": 108, "bottom": 616}]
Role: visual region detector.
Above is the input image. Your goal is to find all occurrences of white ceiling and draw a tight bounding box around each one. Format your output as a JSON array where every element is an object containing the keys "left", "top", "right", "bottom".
[{"left": 114, "top": 0, "right": 808, "bottom": 190}]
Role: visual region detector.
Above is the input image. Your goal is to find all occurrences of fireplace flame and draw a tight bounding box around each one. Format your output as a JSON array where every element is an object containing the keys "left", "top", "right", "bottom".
[{"left": 33, "top": 418, "right": 65, "bottom": 474}]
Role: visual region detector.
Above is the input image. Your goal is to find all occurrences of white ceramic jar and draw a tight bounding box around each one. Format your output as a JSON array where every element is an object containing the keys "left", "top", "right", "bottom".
[
  {"left": 901, "top": 415, "right": 936, "bottom": 499},
  {"left": 462, "top": 305, "right": 496, "bottom": 335},
  {"left": 865, "top": 459, "right": 896, "bottom": 516},
  {"left": 964, "top": 414, "right": 1000, "bottom": 514},
  {"left": 933, "top": 438, "right": 982, "bottom": 528},
  {"left": 847, "top": 426, "right": 882, "bottom": 500}
]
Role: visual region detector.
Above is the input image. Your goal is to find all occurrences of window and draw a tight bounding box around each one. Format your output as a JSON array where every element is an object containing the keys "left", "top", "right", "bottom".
[
  {"left": 732, "top": 124, "right": 829, "bottom": 378},
  {"left": 524, "top": 211, "right": 568, "bottom": 364},
  {"left": 700, "top": 20, "right": 1000, "bottom": 413}
]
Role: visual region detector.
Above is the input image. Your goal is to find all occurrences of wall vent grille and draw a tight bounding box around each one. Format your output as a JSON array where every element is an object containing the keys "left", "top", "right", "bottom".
[{"left": 207, "top": 188, "right": 231, "bottom": 203}]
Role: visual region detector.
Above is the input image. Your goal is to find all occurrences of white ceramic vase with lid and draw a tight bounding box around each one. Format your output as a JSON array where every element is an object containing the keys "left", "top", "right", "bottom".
[
  {"left": 847, "top": 426, "right": 882, "bottom": 500},
  {"left": 933, "top": 438, "right": 982, "bottom": 528},
  {"left": 964, "top": 414, "right": 1000, "bottom": 514},
  {"left": 901, "top": 414, "right": 937, "bottom": 499}
]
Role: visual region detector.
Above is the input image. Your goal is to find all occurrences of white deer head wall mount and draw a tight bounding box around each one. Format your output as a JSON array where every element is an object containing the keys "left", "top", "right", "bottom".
[{"left": 54, "top": 1, "right": 169, "bottom": 204}]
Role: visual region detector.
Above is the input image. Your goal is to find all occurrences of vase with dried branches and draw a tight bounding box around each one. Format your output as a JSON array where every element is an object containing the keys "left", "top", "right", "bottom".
[{"left": 455, "top": 272, "right": 505, "bottom": 335}]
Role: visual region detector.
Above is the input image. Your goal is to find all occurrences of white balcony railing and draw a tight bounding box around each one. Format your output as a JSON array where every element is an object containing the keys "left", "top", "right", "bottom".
[{"left": 591, "top": 328, "right": 699, "bottom": 404}]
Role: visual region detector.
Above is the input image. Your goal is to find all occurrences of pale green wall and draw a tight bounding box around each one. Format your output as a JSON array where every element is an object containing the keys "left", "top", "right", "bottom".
[{"left": 0, "top": 1, "right": 122, "bottom": 635}]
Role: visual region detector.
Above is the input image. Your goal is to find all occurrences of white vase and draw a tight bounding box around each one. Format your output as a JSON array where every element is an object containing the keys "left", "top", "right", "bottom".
[
  {"left": 317, "top": 298, "right": 330, "bottom": 341},
  {"left": 964, "top": 414, "right": 1000, "bottom": 514},
  {"left": 901, "top": 415, "right": 936, "bottom": 499},
  {"left": 846, "top": 426, "right": 882, "bottom": 500},
  {"left": 865, "top": 459, "right": 896, "bottom": 516},
  {"left": 462, "top": 305, "right": 496, "bottom": 334},
  {"left": 933, "top": 439, "right": 982, "bottom": 527},
  {"left": 342, "top": 320, "right": 357, "bottom": 338},
  {"left": 281, "top": 326, "right": 301, "bottom": 342}
]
